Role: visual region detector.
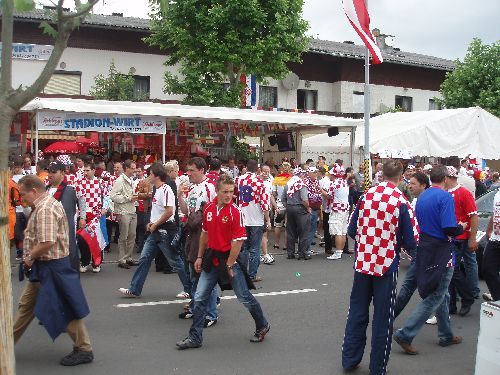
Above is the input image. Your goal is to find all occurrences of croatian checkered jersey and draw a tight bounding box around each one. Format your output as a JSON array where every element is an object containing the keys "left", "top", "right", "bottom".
[
  {"left": 65, "top": 173, "right": 79, "bottom": 187},
  {"left": 328, "top": 177, "right": 350, "bottom": 213},
  {"left": 187, "top": 178, "right": 216, "bottom": 214},
  {"left": 75, "top": 177, "right": 108, "bottom": 216},
  {"left": 354, "top": 181, "right": 419, "bottom": 276},
  {"left": 235, "top": 172, "right": 270, "bottom": 226}
]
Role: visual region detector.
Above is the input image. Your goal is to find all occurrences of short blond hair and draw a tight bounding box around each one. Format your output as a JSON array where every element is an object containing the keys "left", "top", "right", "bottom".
[{"left": 164, "top": 160, "right": 179, "bottom": 172}]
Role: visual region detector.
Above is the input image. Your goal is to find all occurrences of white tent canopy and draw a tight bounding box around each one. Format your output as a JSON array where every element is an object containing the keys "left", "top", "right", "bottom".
[
  {"left": 302, "top": 132, "right": 362, "bottom": 167},
  {"left": 22, "top": 97, "right": 359, "bottom": 128},
  {"left": 355, "top": 107, "right": 500, "bottom": 159}
]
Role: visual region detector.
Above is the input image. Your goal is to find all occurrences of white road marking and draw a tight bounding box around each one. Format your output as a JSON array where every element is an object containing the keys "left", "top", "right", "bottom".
[
  {"left": 321, "top": 283, "right": 328, "bottom": 286},
  {"left": 115, "top": 288, "right": 318, "bottom": 308}
]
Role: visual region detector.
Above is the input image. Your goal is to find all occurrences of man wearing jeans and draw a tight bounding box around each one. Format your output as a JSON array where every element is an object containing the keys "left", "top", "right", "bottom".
[
  {"left": 235, "top": 160, "right": 271, "bottom": 282},
  {"left": 176, "top": 174, "right": 270, "bottom": 350},
  {"left": 118, "top": 163, "right": 190, "bottom": 297},
  {"left": 110, "top": 160, "right": 139, "bottom": 269},
  {"left": 483, "top": 190, "right": 500, "bottom": 300},
  {"left": 394, "top": 165, "right": 465, "bottom": 355}
]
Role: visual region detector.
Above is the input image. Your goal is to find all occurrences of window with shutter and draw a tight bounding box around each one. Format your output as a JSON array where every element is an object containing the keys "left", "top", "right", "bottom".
[{"left": 43, "top": 71, "right": 81, "bottom": 95}]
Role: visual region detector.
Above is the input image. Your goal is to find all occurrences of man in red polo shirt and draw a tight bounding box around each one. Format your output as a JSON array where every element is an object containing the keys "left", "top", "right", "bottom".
[
  {"left": 445, "top": 166, "right": 478, "bottom": 313},
  {"left": 176, "top": 174, "right": 270, "bottom": 350}
]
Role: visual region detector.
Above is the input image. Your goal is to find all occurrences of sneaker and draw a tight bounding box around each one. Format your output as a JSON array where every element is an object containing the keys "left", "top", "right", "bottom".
[
  {"left": 326, "top": 254, "right": 342, "bottom": 260},
  {"left": 425, "top": 316, "right": 437, "bottom": 325},
  {"left": 250, "top": 323, "right": 270, "bottom": 343},
  {"left": 79, "top": 265, "right": 88, "bottom": 273},
  {"left": 176, "top": 291, "right": 190, "bottom": 299},
  {"left": 60, "top": 349, "right": 94, "bottom": 366},
  {"left": 204, "top": 318, "right": 217, "bottom": 328},
  {"left": 438, "top": 335, "right": 462, "bottom": 347},
  {"left": 176, "top": 337, "right": 201, "bottom": 350},
  {"left": 216, "top": 297, "right": 221, "bottom": 308},
  {"left": 260, "top": 255, "right": 265, "bottom": 262},
  {"left": 92, "top": 266, "right": 101, "bottom": 273},
  {"left": 482, "top": 292, "right": 493, "bottom": 301},
  {"left": 263, "top": 254, "right": 275, "bottom": 264},
  {"left": 178, "top": 311, "right": 193, "bottom": 319},
  {"left": 118, "top": 287, "right": 138, "bottom": 298}
]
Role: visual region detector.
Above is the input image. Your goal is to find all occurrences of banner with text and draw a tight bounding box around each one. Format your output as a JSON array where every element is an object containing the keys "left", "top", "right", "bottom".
[
  {"left": 0, "top": 43, "right": 54, "bottom": 61},
  {"left": 37, "top": 111, "right": 166, "bottom": 134}
]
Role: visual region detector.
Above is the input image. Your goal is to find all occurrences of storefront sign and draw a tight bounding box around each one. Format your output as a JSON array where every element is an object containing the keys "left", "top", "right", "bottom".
[
  {"left": 37, "top": 111, "right": 166, "bottom": 134},
  {"left": 0, "top": 43, "right": 54, "bottom": 61}
]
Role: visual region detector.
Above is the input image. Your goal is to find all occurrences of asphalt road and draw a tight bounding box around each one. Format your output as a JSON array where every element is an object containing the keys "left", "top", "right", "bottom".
[{"left": 11, "top": 242, "right": 484, "bottom": 375}]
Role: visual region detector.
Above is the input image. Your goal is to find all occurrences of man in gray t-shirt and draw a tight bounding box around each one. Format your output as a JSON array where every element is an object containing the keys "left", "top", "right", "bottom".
[{"left": 281, "top": 168, "right": 311, "bottom": 260}]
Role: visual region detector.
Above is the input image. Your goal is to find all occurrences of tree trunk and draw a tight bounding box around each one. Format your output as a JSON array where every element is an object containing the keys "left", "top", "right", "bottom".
[{"left": 0, "top": 103, "right": 16, "bottom": 375}]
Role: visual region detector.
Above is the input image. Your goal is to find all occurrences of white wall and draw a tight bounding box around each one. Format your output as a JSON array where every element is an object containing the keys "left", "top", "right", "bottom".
[{"left": 11, "top": 47, "right": 184, "bottom": 101}]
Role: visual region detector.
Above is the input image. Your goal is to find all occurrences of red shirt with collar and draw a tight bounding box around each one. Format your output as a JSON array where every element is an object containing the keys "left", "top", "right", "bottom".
[
  {"left": 449, "top": 184, "right": 477, "bottom": 240},
  {"left": 202, "top": 198, "right": 247, "bottom": 252}
]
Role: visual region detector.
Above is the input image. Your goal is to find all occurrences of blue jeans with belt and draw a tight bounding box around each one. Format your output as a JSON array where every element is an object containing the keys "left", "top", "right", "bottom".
[
  {"left": 240, "top": 225, "right": 265, "bottom": 280},
  {"left": 307, "top": 209, "right": 319, "bottom": 253},
  {"left": 188, "top": 262, "right": 268, "bottom": 345},
  {"left": 394, "top": 267, "right": 455, "bottom": 345},
  {"left": 454, "top": 239, "right": 480, "bottom": 298}
]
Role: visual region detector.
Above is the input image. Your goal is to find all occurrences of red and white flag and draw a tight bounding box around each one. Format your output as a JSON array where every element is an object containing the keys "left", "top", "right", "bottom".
[{"left": 342, "top": 0, "right": 383, "bottom": 64}]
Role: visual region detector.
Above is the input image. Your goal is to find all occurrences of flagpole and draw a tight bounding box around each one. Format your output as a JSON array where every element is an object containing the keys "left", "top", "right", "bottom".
[{"left": 363, "top": 0, "right": 371, "bottom": 192}]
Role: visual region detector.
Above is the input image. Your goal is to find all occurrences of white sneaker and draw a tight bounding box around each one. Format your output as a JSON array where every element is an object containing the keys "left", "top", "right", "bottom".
[
  {"left": 92, "top": 266, "right": 101, "bottom": 273},
  {"left": 425, "top": 316, "right": 437, "bottom": 325},
  {"left": 263, "top": 254, "right": 275, "bottom": 264},
  {"left": 260, "top": 255, "right": 265, "bottom": 262},
  {"left": 118, "top": 287, "right": 138, "bottom": 298},
  {"left": 176, "top": 291, "right": 190, "bottom": 299},
  {"left": 79, "top": 265, "right": 88, "bottom": 273},
  {"left": 326, "top": 254, "right": 342, "bottom": 260}
]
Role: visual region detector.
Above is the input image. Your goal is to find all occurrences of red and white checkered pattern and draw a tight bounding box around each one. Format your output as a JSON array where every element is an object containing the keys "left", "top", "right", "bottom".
[
  {"left": 56, "top": 154, "right": 72, "bottom": 166},
  {"left": 76, "top": 177, "right": 105, "bottom": 215},
  {"left": 286, "top": 176, "right": 305, "bottom": 197},
  {"left": 328, "top": 177, "right": 350, "bottom": 212},
  {"left": 65, "top": 173, "right": 79, "bottom": 187},
  {"left": 329, "top": 163, "right": 345, "bottom": 177},
  {"left": 235, "top": 172, "right": 270, "bottom": 226},
  {"left": 355, "top": 181, "right": 419, "bottom": 276}
]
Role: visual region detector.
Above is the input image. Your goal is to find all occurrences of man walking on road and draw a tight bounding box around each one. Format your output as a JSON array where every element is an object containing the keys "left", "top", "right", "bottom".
[
  {"left": 342, "top": 160, "right": 419, "bottom": 374},
  {"left": 14, "top": 175, "right": 94, "bottom": 366},
  {"left": 176, "top": 174, "right": 270, "bottom": 350},
  {"left": 394, "top": 165, "right": 466, "bottom": 355}
]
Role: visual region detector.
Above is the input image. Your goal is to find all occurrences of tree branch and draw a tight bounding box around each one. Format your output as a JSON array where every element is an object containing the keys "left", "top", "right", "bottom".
[{"left": 0, "top": 0, "right": 14, "bottom": 93}]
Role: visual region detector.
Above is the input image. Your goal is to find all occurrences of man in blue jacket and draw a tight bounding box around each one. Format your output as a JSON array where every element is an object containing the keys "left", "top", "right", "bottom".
[
  {"left": 342, "top": 160, "right": 419, "bottom": 375},
  {"left": 394, "top": 165, "right": 465, "bottom": 355}
]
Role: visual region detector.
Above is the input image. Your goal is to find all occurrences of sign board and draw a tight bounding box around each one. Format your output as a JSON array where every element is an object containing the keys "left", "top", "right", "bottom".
[
  {"left": 37, "top": 111, "right": 166, "bottom": 134},
  {"left": 0, "top": 43, "right": 54, "bottom": 61}
]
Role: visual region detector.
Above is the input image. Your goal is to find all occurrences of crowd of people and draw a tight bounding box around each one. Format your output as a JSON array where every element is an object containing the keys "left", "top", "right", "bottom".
[{"left": 8, "top": 150, "right": 500, "bottom": 372}]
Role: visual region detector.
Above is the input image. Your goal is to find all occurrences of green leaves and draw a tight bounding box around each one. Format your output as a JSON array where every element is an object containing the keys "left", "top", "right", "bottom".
[
  {"left": 39, "top": 21, "right": 58, "bottom": 38},
  {"left": 146, "top": 0, "right": 309, "bottom": 107},
  {"left": 439, "top": 39, "right": 500, "bottom": 117},
  {"left": 13, "top": 0, "right": 35, "bottom": 12},
  {"left": 89, "top": 60, "right": 137, "bottom": 101}
]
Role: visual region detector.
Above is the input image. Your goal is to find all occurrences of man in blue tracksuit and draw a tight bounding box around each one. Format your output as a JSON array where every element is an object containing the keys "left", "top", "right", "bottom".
[{"left": 342, "top": 160, "right": 419, "bottom": 375}]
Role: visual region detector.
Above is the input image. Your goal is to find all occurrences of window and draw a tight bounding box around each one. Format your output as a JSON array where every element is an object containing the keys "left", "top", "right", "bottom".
[
  {"left": 395, "top": 95, "right": 413, "bottom": 112},
  {"left": 352, "top": 91, "right": 364, "bottom": 113},
  {"left": 258, "top": 86, "right": 277, "bottom": 108},
  {"left": 133, "top": 75, "right": 150, "bottom": 100},
  {"left": 297, "top": 89, "right": 317, "bottom": 110},
  {"left": 43, "top": 71, "right": 81, "bottom": 95},
  {"left": 429, "top": 98, "right": 441, "bottom": 110}
]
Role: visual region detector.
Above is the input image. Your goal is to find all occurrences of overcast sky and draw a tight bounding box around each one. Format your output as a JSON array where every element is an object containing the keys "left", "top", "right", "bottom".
[{"left": 44, "top": 0, "right": 499, "bottom": 60}]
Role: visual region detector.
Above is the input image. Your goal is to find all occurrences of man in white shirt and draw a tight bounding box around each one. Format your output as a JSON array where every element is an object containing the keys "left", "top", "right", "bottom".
[
  {"left": 119, "top": 162, "right": 189, "bottom": 297},
  {"left": 319, "top": 168, "right": 333, "bottom": 255},
  {"left": 259, "top": 165, "right": 276, "bottom": 265}
]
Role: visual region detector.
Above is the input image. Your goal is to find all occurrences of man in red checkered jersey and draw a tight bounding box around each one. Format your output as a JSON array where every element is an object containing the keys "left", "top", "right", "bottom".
[
  {"left": 176, "top": 174, "right": 270, "bottom": 350},
  {"left": 234, "top": 159, "right": 271, "bottom": 282},
  {"left": 75, "top": 161, "right": 110, "bottom": 272},
  {"left": 342, "top": 160, "right": 419, "bottom": 374}
]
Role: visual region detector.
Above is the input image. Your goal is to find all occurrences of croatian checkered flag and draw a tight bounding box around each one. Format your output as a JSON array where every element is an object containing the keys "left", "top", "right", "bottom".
[{"left": 342, "top": 0, "right": 383, "bottom": 64}]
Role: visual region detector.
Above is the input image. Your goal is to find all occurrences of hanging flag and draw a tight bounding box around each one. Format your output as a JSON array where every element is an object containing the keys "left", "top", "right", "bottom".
[
  {"left": 342, "top": 0, "right": 383, "bottom": 64},
  {"left": 240, "top": 74, "right": 257, "bottom": 106},
  {"left": 77, "top": 216, "right": 108, "bottom": 267}
]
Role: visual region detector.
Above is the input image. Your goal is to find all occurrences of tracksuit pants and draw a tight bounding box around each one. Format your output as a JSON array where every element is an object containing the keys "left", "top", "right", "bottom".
[{"left": 342, "top": 270, "right": 398, "bottom": 375}]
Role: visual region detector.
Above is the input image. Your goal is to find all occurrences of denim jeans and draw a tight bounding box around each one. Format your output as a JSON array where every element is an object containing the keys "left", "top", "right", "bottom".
[
  {"left": 394, "top": 267, "right": 454, "bottom": 345},
  {"left": 129, "top": 229, "right": 190, "bottom": 296},
  {"left": 394, "top": 247, "right": 418, "bottom": 318},
  {"left": 240, "top": 225, "right": 265, "bottom": 279},
  {"left": 188, "top": 262, "right": 268, "bottom": 345},
  {"left": 188, "top": 262, "right": 218, "bottom": 320},
  {"left": 454, "top": 239, "right": 480, "bottom": 298},
  {"left": 307, "top": 209, "right": 319, "bottom": 253}
]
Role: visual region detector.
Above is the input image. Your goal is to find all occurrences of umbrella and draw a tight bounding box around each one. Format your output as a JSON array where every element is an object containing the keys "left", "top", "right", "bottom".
[
  {"left": 44, "top": 141, "right": 84, "bottom": 154},
  {"left": 76, "top": 133, "right": 99, "bottom": 147}
]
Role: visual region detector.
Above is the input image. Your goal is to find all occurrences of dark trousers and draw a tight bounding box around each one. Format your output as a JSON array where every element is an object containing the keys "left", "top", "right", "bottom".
[
  {"left": 106, "top": 219, "right": 120, "bottom": 244},
  {"left": 449, "top": 243, "right": 474, "bottom": 312},
  {"left": 286, "top": 205, "right": 310, "bottom": 257},
  {"left": 342, "top": 270, "right": 398, "bottom": 375},
  {"left": 483, "top": 240, "right": 500, "bottom": 300},
  {"left": 135, "top": 210, "right": 148, "bottom": 253},
  {"left": 322, "top": 211, "right": 332, "bottom": 253}
]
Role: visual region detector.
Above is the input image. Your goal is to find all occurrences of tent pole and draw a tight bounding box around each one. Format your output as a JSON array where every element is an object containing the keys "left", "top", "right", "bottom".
[
  {"left": 35, "top": 112, "right": 39, "bottom": 164},
  {"left": 350, "top": 127, "right": 355, "bottom": 168},
  {"left": 363, "top": 0, "right": 371, "bottom": 191},
  {"left": 162, "top": 133, "right": 166, "bottom": 163}
]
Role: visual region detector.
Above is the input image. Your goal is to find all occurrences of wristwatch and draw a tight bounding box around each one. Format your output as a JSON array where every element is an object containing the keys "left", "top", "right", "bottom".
[{"left": 226, "top": 263, "right": 234, "bottom": 270}]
